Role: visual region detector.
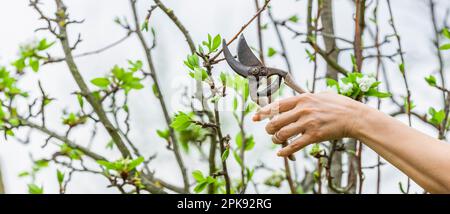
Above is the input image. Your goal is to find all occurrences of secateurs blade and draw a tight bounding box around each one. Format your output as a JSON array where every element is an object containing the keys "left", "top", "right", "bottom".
[{"left": 222, "top": 35, "right": 307, "bottom": 161}]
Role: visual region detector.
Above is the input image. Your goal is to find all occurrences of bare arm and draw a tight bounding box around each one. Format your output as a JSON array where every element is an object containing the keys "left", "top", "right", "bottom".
[{"left": 253, "top": 92, "right": 450, "bottom": 193}]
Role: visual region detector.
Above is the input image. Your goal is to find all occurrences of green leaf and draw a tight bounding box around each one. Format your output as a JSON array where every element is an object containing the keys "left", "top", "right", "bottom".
[
  {"left": 398, "top": 63, "right": 405, "bottom": 73},
  {"left": 351, "top": 54, "right": 357, "bottom": 71},
  {"left": 246, "top": 168, "right": 255, "bottom": 181},
  {"left": 105, "top": 140, "right": 114, "bottom": 150},
  {"left": 8, "top": 118, "right": 20, "bottom": 127},
  {"left": 97, "top": 160, "right": 115, "bottom": 170},
  {"left": 90, "top": 77, "right": 110, "bottom": 88},
  {"left": 18, "top": 171, "right": 30, "bottom": 177},
  {"left": 267, "top": 47, "right": 277, "bottom": 57},
  {"left": 12, "top": 58, "right": 26, "bottom": 71},
  {"left": 425, "top": 75, "right": 437, "bottom": 87},
  {"left": 288, "top": 15, "right": 299, "bottom": 23},
  {"left": 56, "top": 170, "right": 65, "bottom": 184},
  {"left": 244, "top": 135, "right": 255, "bottom": 151},
  {"left": 156, "top": 129, "right": 170, "bottom": 140},
  {"left": 128, "top": 60, "right": 143, "bottom": 72},
  {"left": 185, "top": 54, "right": 199, "bottom": 70},
  {"left": 193, "top": 181, "right": 208, "bottom": 193},
  {"left": 326, "top": 78, "right": 339, "bottom": 92},
  {"left": 29, "top": 58, "right": 39, "bottom": 72},
  {"left": 37, "top": 39, "right": 55, "bottom": 51},
  {"left": 220, "top": 72, "right": 227, "bottom": 84},
  {"left": 443, "top": 28, "right": 450, "bottom": 39},
  {"left": 5, "top": 129, "right": 14, "bottom": 136},
  {"left": 128, "top": 157, "right": 145, "bottom": 171},
  {"left": 141, "top": 20, "right": 149, "bottom": 32},
  {"left": 192, "top": 170, "right": 204, "bottom": 182},
  {"left": 233, "top": 150, "right": 243, "bottom": 167},
  {"left": 35, "top": 159, "right": 49, "bottom": 168},
  {"left": 212, "top": 34, "right": 221, "bottom": 52},
  {"left": 235, "top": 132, "right": 243, "bottom": 148},
  {"left": 152, "top": 84, "right": 160, "bottom": 97},
  {"left": 404, "top": 98, "right": 416, "bottom": 112},
  {"left": 221, "top": 148, "right": 230, "bottom": 161},
  {"left": 170, "top": 112, "right": 192, "bottom": 131},
  {"left": 28, "top": 184, "right": 43, "bottom": 194},
  {"left": 439, "top": 43, "right": 450, "bottom": 50},
  {"left": 364, "top": 89, "right": 391, "bottom": 98},
  {"left": 77, "top": 94, "right": 84, "bottom": 108},
  {"left": 305, "top": 49, "right": 315, "bottom": 62},
  {"left": 205, "top": 176, "right": 216, "bottom": 184},
  {"left": 309, "top": 143, "right": 321, "bottom": 157},
  {"left": 428, "top": 107, "right": 445, "bottom": 125},
  {"left": 261, "top": 23, "right": 269, "bottom": 30},
  {"left": 191, "top": 67, "right": 208, "bottom": 81}
]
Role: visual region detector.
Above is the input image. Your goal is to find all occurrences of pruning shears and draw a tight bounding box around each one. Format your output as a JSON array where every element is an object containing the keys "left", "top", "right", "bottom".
[{"left": 222, "top": 35, "right": 307, "bottom": 161}]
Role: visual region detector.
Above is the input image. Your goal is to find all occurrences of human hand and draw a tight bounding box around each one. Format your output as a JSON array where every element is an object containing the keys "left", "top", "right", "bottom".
[{"left": 252, "top": 92, "right": 366, "bottom": 157}]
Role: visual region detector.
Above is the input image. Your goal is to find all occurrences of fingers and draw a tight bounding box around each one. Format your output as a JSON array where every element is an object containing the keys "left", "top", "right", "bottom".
[
  {"left": 272, "top": 120, "right": 305, "bottom": 143},
  {"left": 252, "top": 96, "right": 302, "bottom": 121},
  {"left": 265, "top": 109, "right": 301, "bottom": 134},
  {"left": 277, "top": 134, "right": 314, "bottom": 157}
]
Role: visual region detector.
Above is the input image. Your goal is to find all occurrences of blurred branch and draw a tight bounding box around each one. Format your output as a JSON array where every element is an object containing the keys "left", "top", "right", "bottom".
[
  {"left": 428, "top": 0, "right": 449, "bottom": 140},
  {"left": 50, "top": 0, "right": 132, "bottom": 158},
  {"left": 129, "top": 0, "right": 190, "bottom": 193},
  {"left": 153, "top": 0, "right": 196, "bottom": 53},
  {"left": 45, "top": 32, "right": 132, "bottom": 64},
  {"left": 386, "top": 0, "right": 412, "bottom": 193},
  {"left": 211, "top": 0, "right": 272, "bottom": 62}
]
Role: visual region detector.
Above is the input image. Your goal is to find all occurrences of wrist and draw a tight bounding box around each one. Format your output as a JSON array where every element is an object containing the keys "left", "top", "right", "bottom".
[{"left": 347, "top": 100, "right": 377, "bottom": 139}]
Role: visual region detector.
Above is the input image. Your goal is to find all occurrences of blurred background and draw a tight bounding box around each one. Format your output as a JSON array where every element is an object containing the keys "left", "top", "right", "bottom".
[{"left": 0, "top": 0, "right": 449, "bottom": 193}]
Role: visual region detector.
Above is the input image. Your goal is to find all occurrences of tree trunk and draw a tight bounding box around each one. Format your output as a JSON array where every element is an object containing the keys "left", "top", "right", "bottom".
[{"left": 320, "top": 0, "right": 344, "bottom": 193}]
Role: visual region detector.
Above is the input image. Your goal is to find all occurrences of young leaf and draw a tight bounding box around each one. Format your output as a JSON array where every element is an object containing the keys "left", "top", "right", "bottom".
[
  {"left": 288, "top": 15, "right": 299, "bottom": 23},
  {"left": 128, "top": 157, "right": 145, "bottom": 171},
  {"left": 28, "top": 184, "right": 43, "bottom": 194},
  {"left": 156, "top": 129, "right": 170, "bottom": 140},
  {"left": 443, "top": 28, "right": 450, "bottom": 39},
  {"left": 193, "top": 181, "right": 208, "bottom": 193},
  {"left": 233, "top": 150, "right": 243, "bottom": 167},
  {"left": 267, "top": 47, "right": 277, "bottom": 57},
  {"left": 29, "top": 58, "right": 39, "bottom": 72},
  {"left": 221, "top": 148, "right": 230, "bottom": 161},
  {"left": 244, "top": 135, "right": 255, "bottom": 151},
  {"left": 398, "top": 63, "right": 405, "bottom": 73},
  {"left": 171, "top": 112, "right": 192, "bottom": 131},
  {"left": 425, "top": 75, "right": 437, "bottom": 87},
  {"left": 192, "top": 170, "right": 204, "bottom": 182},
  {"left": 439, "top": 43, "right": 450, "bottom": 50},
  {"left": 56, "top": 170, "right": 65, "bottom": 184},
  {"left": 90, "top": 77, "right": 110, "bottom": 88},
  {"left": 77, "top": 94, "right": 84, "bottom": 108},
  {"left": 212, "top": 34, "right": 221, "bottom": 52},
  {"left": 37, "top": 39, "right": 55, "bottom": 51}
]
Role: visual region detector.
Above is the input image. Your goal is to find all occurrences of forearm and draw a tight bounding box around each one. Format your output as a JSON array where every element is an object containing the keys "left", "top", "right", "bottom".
[{"left": 354, "top": 105, "right": 450, "bottom": 193}]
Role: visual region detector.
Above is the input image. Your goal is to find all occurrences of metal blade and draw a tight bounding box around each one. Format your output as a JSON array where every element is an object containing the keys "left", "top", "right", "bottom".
[
  {"left": 265, "top": 67, "right": 288, "bottom": 77},
  {"left": 237, "top": 35, "right": 263, "bottom": 67},
  {"left": 222, "top": 39, "right": 252, "bottom": 77},
  {"left": 257, "top": 76, "right": 282, "bottom": 97}
]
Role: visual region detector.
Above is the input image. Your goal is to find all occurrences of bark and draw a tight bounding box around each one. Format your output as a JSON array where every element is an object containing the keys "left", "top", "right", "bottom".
[{"left": 320, "top": 0, "right": 343, "bottom": 193}]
